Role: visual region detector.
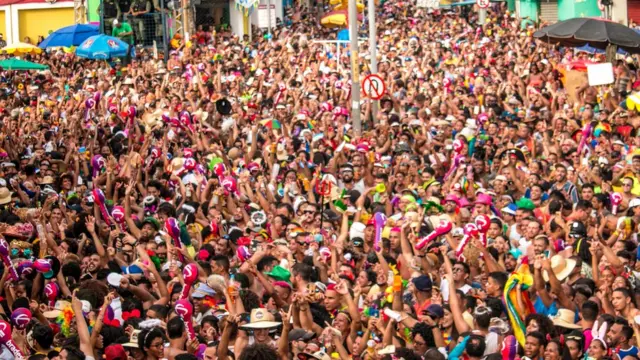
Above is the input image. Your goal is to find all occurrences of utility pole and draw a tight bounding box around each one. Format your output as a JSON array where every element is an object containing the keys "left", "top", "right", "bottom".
[
  {"left": 478, "top": 8, "right": 486, "bottom": 25},
  {"left": 349, "top": 0, "right": 361, "bottom": 136},
  {"left": 267, "top": 0, "right": 272, "bottom": 37},
  {"left": 367, "top": 0, "right": 378, "bottom": 123}
]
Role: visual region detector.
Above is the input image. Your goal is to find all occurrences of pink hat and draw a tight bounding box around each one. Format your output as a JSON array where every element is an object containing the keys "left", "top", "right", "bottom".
[
  {"left": 444, "top": 194, "right": 460, "bottom": 206},
  {"left": 458, "top": 197, "right": 472, "bottom": 208},
  {"left": 474, "top": 193, "right": 493, "bottom": 206}
]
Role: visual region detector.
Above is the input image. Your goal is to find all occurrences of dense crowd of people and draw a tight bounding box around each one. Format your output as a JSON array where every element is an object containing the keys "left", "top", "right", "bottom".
[{"left": 0, "top": 1, "right": 639, "bottom": 360}]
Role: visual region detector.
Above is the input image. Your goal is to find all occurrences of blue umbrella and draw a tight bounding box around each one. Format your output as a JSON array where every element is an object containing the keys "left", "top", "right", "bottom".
[
  {"left": 38, "top": 24, "right": 99, "bottom": 49},
  {"left": 76, "top": 34, "right": 133, "bottom": 60}
]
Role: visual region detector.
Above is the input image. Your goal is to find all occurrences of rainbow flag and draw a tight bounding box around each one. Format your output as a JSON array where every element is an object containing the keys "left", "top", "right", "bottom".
[{"left": 504, "top": 257, "right": 534, "bottom": 347}]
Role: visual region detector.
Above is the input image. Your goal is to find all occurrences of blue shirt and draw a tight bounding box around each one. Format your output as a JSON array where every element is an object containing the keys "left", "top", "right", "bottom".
[
  {"left": 534, "top": 297, "right": 580, "bottom": 323},
  {"left": 533, "top": 296, "right": 558, "bottom": 317}
]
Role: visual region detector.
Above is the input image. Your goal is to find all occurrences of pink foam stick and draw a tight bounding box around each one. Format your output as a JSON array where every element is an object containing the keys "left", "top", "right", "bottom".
[
  {"left": 373, "top": 212, "right": 387, "bottom": 252},
  {"left": 164, "top": 218, "right": 184, "bottom": 262},
  {"left": 0, "top": 238, "right": 18, "bottom": 281},
  {"left": 474, "top": 215, "right": 491, "bottom": 247},
  {"left": 415, "top": 221, "right": 453, "bottom": 250},
  {"left": 175, "top": 299, "right": 195, "bottom": 341},
  {"left": 455, "top": 223, "right": 478, "bottom": 260},
  {"left": 611, "top": 192, "right": 623, "bottom": 215},
  {"left": 179, "top": 263, "right": 199, "bottom": 300},
  {"left": 576, "top": 123, "right": 592, "bottom": 156},
  {"left": 0, "top": 319, "right": 26, "bottom": 359},
  {"left": 443, "top": 155, "right": 465, "bottom": 181},
  {"left": 44, "top": 283, "right": 59, "bottom": 307}
]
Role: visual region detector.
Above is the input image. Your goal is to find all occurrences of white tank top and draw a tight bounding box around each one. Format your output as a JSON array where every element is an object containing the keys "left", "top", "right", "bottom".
[{"left": 509, "top": 223, "right": 522, "bottom": 244}]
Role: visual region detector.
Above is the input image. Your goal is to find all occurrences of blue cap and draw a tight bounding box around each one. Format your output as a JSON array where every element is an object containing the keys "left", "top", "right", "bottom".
[
  {"left": 192, "top": 283, "right": 216, "bottom": 299},
  {"left": 412, "top": 275, "right": 433, "bottom": 292},
  {"left": 501, "top": 203, "right": 517, "bottom": 216}
]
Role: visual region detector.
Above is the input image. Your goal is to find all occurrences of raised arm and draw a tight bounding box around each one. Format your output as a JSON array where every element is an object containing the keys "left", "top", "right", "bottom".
[
  {"left": 441, "top": 249, "right": 471, "bottom": 334},
  {"left": 72, "top": 291, "right": 95, "bottom": 359}
]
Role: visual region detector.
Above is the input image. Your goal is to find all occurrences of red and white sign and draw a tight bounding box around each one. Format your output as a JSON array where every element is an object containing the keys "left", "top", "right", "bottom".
[
  {"left": 361, "top": 74, "right": 386, "bottom": 100},
  {"left": 476, "top": 0, "right": 489, "bottom": 8}
]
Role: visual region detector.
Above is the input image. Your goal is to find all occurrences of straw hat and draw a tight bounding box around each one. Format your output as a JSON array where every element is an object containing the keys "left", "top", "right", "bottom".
[
  {"left": 240, "top": 308, "right": 281, "bottom": 329},
  {"left": 0, "top": 187, "right": 13, "bottom": 205},
  {"left": 542, "top": 255, "right": 577, "bottom": 282},
  {"left": 39, "top": 176, "right": 55, "bottom": 185},
  {"left": 550, "top": 309, "right": 581, "bottom": 329},
  {"left": 298, "top": 351, "right": 331, "bottom": 360}
]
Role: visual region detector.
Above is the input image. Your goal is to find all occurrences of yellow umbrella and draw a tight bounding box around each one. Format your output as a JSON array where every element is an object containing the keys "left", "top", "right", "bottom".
[
  {"left": 626, "top": 92, "right": 640, "bottom": 112},
  {"left": 2, "top": 42, "right": 42, "bottom": 55}
]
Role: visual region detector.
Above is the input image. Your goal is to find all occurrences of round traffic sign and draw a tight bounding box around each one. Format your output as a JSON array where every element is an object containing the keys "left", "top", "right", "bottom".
[
  {"left": 361, "top": 74, "right": 386, "bottom": 100},
  {"left": 476, "top": 0, "right": 489, "bottom": 8}
]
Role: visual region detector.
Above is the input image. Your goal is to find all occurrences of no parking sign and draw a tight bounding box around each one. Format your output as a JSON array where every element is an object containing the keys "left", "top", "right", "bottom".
[{"left": 362, "top": 74, "right": 386, "bottom": 100}]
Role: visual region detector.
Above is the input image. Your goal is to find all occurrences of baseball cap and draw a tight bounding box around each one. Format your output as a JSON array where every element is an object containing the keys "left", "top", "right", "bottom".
[
  {"left": 192, "top": 283, "right": 216, "bottom": 299},
  {"left": 265, "top": 265, "right": 291, "bottom": 282},
  {"left": 425, "top": 304, "right": 444, "bottom": 319},
  {"left": 501, "top": 203, "right": 517, "bottom": 216},
  {"left": 288, "top": 328, "right": 316, "bottom": 342},
  {"left": 569, "top": 222, "right": 587, "bottom": 237},
  {"left": 105, "top": 344, "right": 127, "bottom": 360},
  {"left": 412, "top": 275, "right": 433, "bottom": 292}
]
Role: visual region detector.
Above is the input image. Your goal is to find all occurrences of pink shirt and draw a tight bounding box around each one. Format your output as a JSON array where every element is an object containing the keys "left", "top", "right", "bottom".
[{"left": 583, "top": 328, "right": 593, "bottom": 352}]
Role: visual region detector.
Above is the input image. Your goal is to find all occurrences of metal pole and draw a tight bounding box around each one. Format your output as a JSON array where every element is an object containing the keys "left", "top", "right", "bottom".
[
  {"left": 267, "top": 0, "right": 272, "bottom": 37},
  {"left": 367, "top": 0, "right": 377, "bottom": 123},
  {"left": 161, "top": 0, "right": 168, "bottom": 61},
  {"left": 349, "top": 0, "right": 361, "bottom": 136},
  {"left": 478, "top": 8, "right": 486, "bottom": 25},
  {"left": 100, "top": 0, "right": 105, "bottom": 34}
]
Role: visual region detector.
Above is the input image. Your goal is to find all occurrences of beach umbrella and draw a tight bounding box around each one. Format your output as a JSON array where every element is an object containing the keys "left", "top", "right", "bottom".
[
  {"left": 534, "top": 18, "right": 640, "bottom": 55},
  {"left": 76, "top": 34, "right": 133, "bottom": 60},
  {"left": 0, "top": 58, "right": 48, "bottom": 71},
  {"left": 2, "top": 42, "right": 42, "bottom": 55},
  {"left": 260, "top": 118, "right": 282, "bottom": 129},
  {"left": 38, "top": 24, "right": 99, "bottom": 49},
  {"left": 624, "top": 92, "right": 640, "bottom": 112}
]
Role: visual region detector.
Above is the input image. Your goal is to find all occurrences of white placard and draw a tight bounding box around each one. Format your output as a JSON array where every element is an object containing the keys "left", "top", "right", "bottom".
[
  {"left": 587, "top": 62, "right": 614, "bottom": 86},
  {"left": 257, "top": 4, "right": 276, "bottom": 29}
]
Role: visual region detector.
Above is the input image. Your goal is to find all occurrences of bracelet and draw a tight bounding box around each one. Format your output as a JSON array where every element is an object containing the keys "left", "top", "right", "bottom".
[{"left": 415, "top": 255, "right": 425, "bottom": 258}]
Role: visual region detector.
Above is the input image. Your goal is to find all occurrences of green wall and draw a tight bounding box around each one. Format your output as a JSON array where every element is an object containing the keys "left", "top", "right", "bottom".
[
  {"left": 519, "top": 0, "right": 539, "bottom": 22},
  {"left": 558, "top": 0, "right": 601, "bottom": 20},
  {"left": 88, "top": 0, "right": 101, "bottom": 23}
]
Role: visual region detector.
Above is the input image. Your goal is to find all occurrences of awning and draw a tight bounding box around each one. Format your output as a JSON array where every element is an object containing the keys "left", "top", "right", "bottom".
[{"left": 0, "top": 0, "right": 71, "bottom": 5}]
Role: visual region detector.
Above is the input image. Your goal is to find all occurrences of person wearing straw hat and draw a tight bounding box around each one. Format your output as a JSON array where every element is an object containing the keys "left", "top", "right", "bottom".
[{"left": 233, "top": 308, "right": 281, "bottom": 356}]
